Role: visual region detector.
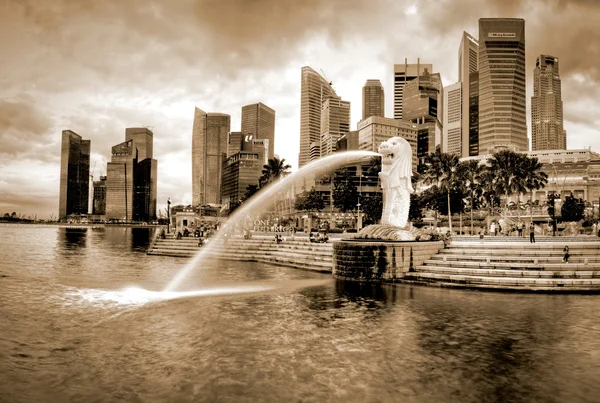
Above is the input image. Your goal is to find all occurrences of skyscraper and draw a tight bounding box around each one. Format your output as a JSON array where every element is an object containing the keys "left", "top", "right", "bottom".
[
  {"left": 393, "top": 59, "right": 433, "bottom": 120},
  {"left": 320, "top": 96, "right": 351, "bottom": 157},
  {"left": 532, "top": 55, "right": 566, "bottom": 150},
  {"left": 192, "top": 108, "right": 230, "bottom": 206},
  {"left": 58, "top": 130, "right": 90, "bottom": 220},
  {"left": 403, "top": 71, "right": 443, "bottom": 160},
  {"left": 105, "top": 127, "right": 157, "bottom": 222},
  {"left": 443, "top": 82, "right": 462, "bottom": 155},
  {"left": 458, "top": 31, "right": 479, "bottom": 157},
  {"left": 241, "top": 102, "right": 276, "bottom": 160},
  {"left": 357, "top": 116, "right": 418, "bottom": 168},
  {"left": 478, "top": 18, "right": 527, "bottom": 154},
  {"left": 299, "top": 66, "right": 337, "bottom": 167},
  {"left": 362, "top": 79, "right": 385, "bottom": 119}
]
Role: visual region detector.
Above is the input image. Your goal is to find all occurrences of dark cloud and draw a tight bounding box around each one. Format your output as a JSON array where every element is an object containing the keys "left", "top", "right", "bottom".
[{"left": 0, "top": 96, "right": 55, "bottom": 158}]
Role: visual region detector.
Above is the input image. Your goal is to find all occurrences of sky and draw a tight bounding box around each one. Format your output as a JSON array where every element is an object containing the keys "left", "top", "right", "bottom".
[{"left": 1, "top": 0, "right": 599, "bottom": 219}]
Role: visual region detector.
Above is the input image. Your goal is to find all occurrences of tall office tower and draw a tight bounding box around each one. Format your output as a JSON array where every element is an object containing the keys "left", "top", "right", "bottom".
[
  {"left": 93, "top": 176, "right": 107, "bottom": 215},
  {"left": 443, "top": 82, "right": 462, "bottom": 155},
  {"left": 241, "top": 102, "right": 276, "bottom": 160},
  {"left": 362, "top": 79, "right": 385, "bottom": 119},
  {"left": 393, "top": 59, "right": 433, "bottom": 120},
  {"left": 458, "top": 31, "right": 479, "bottom": 157},
  {"left": 227, "top": 131, "right": 243, "bottom": 157},
  {"left": 469, "top": 71, "right": 480, "bottom": 156},
  {"left": 299, "top": 66, "right": 337, "bottom": 167},
  {"left": 221, "top": 139, "right": 268, "bottom": 209},
  {"left": 58, "top": 130, "right": 90, "bottom": 220},
  {"left": 357, "top": 116, "right": 418, "bottom": 169},
  {"left": 478, "top": 18, "right": 527, "bottom": 154},
  {"left": 532, "top": 55, "right": 566, "bottom": 150},
  {"left": 403, "top": 71, "right": 443, "bottom": 160},
  {"left": 320, "top": 96, "right": 351, "bottom": 157},
  {"left": 105, "top": 127, "right": 157, "bottom": 222},
  {"left": 192, "top": 108, "right": 230, "bottom": 206}
]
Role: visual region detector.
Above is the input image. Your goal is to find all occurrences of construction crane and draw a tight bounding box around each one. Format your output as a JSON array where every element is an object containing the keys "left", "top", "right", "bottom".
[{"left": 320, "top": 69, "right": 334, "bottom": 91}]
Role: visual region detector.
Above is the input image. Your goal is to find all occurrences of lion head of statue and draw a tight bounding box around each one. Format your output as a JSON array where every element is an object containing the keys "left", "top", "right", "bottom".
[{"left": 378, "top": 136, "right": 411, "bottom": 167}]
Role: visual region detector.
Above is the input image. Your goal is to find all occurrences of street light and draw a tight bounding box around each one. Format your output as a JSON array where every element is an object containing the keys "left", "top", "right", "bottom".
[{"left": 167, "top": 198, "right": 171, "bottom": 234}]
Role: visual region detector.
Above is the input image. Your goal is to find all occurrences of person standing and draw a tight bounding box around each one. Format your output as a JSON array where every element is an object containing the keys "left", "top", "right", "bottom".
[
  {"left": 529, "top": 222, "right": 536, "bottom": 243},
  {"left": 563, "top": 246, "right": 570, "bottom": 263},
  {"left": 490, "top": 221, "right": 496, "bottom": 237},
  {"left": 517, "top": 221, "right": 523, "bottom": 237}
]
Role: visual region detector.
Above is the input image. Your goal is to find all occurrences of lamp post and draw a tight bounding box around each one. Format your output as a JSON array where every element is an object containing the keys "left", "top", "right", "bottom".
[
  {"left": 167, "top": 198, "right": 171, "bottom": 234},
  {"left": 356, "top": 172, "right": 363, "bottom": 230}
]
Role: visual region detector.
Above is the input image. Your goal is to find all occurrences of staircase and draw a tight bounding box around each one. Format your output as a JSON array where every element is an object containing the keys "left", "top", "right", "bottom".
[
  {"left": 407, "top": 238, "right": 600, "bottom": 292},
  {"left": 148, "top": 234, "right": 334, "bottom": 273}
]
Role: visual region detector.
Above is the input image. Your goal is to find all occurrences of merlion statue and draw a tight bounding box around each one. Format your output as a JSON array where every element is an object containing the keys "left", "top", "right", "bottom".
[
  {"left": 378, "top": 136, "right": 413, "bottom": 228},
  {"left": 353, "top": 136, "right": 419, "bottom": 241}
]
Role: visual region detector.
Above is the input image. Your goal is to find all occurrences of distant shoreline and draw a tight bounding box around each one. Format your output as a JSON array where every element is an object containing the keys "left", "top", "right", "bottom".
[{"left": 0, "top": 222, "right": 165, "bottom": 229}]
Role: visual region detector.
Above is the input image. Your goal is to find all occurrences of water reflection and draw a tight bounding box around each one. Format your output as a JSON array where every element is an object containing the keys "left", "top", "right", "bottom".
[{"left": 61, "top": 228, "right": 87, "bottom": 249}]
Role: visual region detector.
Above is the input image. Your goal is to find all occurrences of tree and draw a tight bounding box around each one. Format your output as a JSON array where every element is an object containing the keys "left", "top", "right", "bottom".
[
  {"left": 243, "top": 184, "right": 260, "bottom": 201},
  {"left": 294, "top": 187, "right": 325, "bottom": 213},
  {"left": 488, "top": 150, "right": 528, "bottom": 216},
  {"left": 408, "top": 193, "right": 424, "bottom": 224},
  {"left": 561, "top": 193, "right": 585, "bottom": 222},
  {"left": 332, "top": 168, "right": 358, "bottom": 213},
  {"left": 421, "top": 150, "right": 461, "bottom": 233},
  {"left": 458, "top": 160, "right": 485, "bottom": 234},
  {"left": 522, "top": 156, "right": 548, "bottom": 219},
  {"left": 259, "top": 157, "right": 291, "bottom": 188},
  {"left": 361, "top": 193, "right": 383, "bottom": 225}
]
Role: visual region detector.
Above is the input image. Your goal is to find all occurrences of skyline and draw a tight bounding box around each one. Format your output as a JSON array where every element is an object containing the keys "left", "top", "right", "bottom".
[{"left": 2, "top": 0, "right": 600, "bottom": 218}]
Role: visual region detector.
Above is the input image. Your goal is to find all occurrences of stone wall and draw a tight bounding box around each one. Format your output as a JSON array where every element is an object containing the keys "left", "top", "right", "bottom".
[{"left": 333, "top": 240, "right": 443, "bottom": 282}]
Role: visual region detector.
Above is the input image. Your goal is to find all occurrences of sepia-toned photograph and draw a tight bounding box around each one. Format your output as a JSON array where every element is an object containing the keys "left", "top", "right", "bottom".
[{"left": 1, "top": 0, "right": 599, "bottom": 402}]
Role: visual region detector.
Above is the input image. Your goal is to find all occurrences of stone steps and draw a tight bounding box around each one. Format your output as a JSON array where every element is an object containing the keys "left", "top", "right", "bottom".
[
  {"left": 147, "top": 235, "right": 334, "bottom": 272},
  {"left": 415, "top": 265, "right": 600, "bottom": 278},
  {"left": 425, "top": 258, "right": 600, "bottom": 270},
  {"left": 407, "top": 238, "right": 600, "bottom": 292},
  {"left": 409, "top": 272, "right": 600, "bottom": 288}
]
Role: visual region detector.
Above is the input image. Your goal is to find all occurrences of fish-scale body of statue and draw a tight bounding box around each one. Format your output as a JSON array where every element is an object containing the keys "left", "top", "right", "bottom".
[{"left": 378, "top": 136, "right": 413, "bottom": 228}]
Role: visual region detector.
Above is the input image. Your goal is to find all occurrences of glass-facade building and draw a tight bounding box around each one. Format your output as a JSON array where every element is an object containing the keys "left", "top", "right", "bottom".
[
  {"left": 320, "top": 96, "right": 351, "bottom": 157},
  {"left": 299, "top": 66, "right": 337, "bottom": 167},
  {"left": 393, "top": 59, "right": 432, "bottom": 120},
  {"left": 58, "top": 130, "right": 90, "bottom": 220},
  {"left": 192, "top": 108, "right": 230, "bottom": 206},
  {"left": 532, "top": 55, "right": 566, "bottom": 151},
  {"left": 241, "top": 102, "right": 276, "bottom": 160},
  {"left": 362, "top": 79, "right": 385, "bottom": 120}
]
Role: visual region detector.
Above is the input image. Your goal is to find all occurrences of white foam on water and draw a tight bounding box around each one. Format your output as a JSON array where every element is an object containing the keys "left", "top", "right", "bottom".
[{"left": 74, "top": 285, "right": 275, "bottom": 306}]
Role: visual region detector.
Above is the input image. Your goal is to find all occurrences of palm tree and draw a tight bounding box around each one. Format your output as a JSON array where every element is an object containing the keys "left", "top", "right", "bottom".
[
  {"left": 522, "top": 157, "right": 548, "bottom": 220},
  {"left": 458, "top": 159, "right": 486, "bottom": 234},
  {"left": 259, "top": 157, "right": 292, "bottom": 188},
  {"left": 421, "top": 150, "right": 461, "bottom": 234},
  {"left": 488, "top": 150, "right": 528, "bottom": 217}
]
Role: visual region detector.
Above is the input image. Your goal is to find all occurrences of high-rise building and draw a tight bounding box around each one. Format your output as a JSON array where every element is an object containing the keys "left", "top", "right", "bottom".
[
  {"left": 241, "top": 102, "right": 276, "bottom": 160},
  {"left": 105, "top": 127, "right": 157, "bottom": 222},
  {"left": 532, "top": 55, "right": 566, "bottom": 150},
  {"left": 320, "top": 96, "right": 351, "bottom": 157},
  {"left": 478, "top": 18, "right": 527, "bottom": 154},
  {"left": 469, "top": 71, "right": 480, "bottom": 156},
  {"left": 362, "top": 79, "right": 385, "bottom": 119},
  {"left": 403, "top": 71, "right": 443, "bottom": 160},
  {"left": 93, "top": 176, "right": 107, "bottom": 215},
  {"left": 227, "top": 131, "right": 243, "bottom": 157},
  {"left": 458, "top": 31, "right": 479, "bottom": 157},
  {"left": 393, "top": 59, "right": 433, "bottom": 120},
  {"left": 299, "top": 66, "right": 337, "bottom": 167},
  {"left": 58, "top": 130, "right": 90, "bottom": 220},
  {"left": 443, "top": 82, "right": 462, "bottom": 155},
  {"left": 336, "top": 131, "right": 359, "bottom": 152},
  {"left": 192, "top": 108, "right": 230, "bottom": 206},
  {"left": 357, "top": 116, "right": 418, "bottom": 169},
  {"left": 221, "top": 139, "right": 268, "bottom": 210}
]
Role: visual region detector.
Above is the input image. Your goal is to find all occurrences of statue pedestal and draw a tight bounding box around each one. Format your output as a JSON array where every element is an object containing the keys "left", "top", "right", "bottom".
[{"left": 353, "top": 224, "right": 421, "bottom": 241}]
